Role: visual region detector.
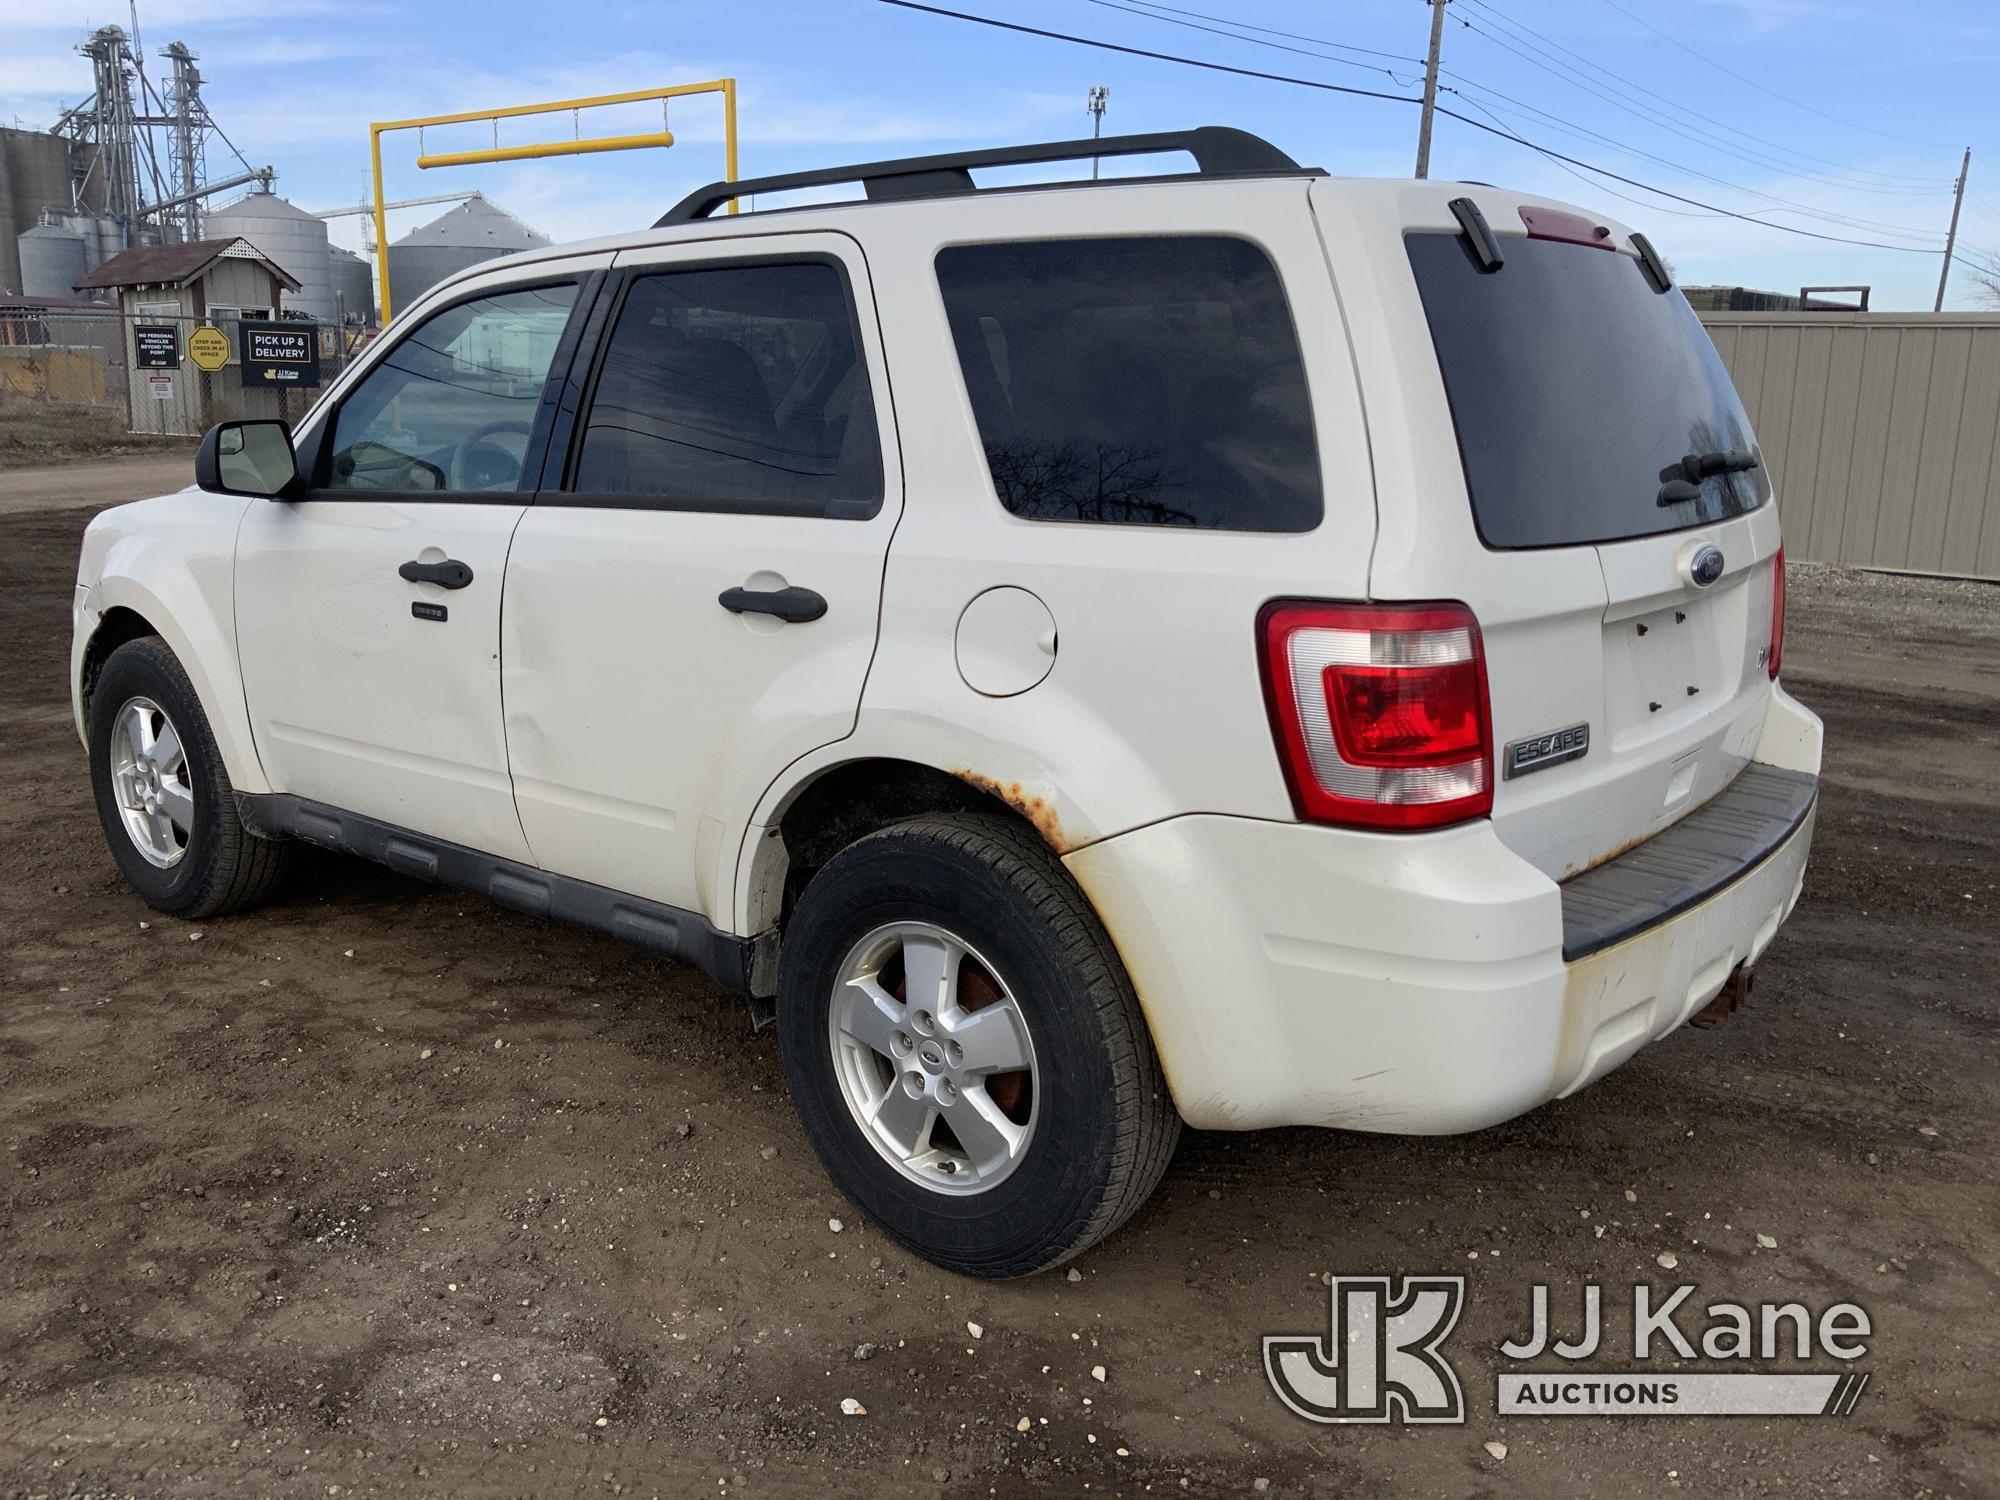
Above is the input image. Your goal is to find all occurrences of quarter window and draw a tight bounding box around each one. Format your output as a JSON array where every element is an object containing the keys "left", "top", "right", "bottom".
[
  {"left": 570, "top": 260, "right": 883, "bottom": 518},
  {"left": 934, "top": 236, "right": 1322, "bottom": 532},
  {"left": 322, "top": 282, "right": 579, "bottom": 493}
]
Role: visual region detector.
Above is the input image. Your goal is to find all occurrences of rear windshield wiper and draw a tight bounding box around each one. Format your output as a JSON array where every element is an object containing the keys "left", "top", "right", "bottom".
[{"left": 1658, "top": 448, "right": 1759, "bottom": 505}]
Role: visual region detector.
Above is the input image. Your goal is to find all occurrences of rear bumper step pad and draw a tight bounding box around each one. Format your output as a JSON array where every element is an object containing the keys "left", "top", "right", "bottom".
[{"left": 1560, "top": 764, "right": 1818, "bottom": 962}]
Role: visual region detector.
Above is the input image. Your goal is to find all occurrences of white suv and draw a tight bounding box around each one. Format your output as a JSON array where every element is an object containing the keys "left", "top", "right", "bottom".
[{"left": 71, "top": 129, "right": 1820, "bottom": 1276}]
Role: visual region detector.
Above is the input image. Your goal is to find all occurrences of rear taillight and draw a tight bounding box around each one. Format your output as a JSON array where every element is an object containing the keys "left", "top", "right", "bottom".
[
  {"left": 1768, "top": 545, "right": 1786, "bottom": 680},
  {"left": 1258, "top": 601, "right": 1494, "bottom": 831}
]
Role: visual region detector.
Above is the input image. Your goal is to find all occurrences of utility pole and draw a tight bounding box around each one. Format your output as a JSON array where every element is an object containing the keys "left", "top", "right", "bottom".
[
  {"left": 1934, "top": 147, "right": 1971, "bottom": 313},
  {"left": 1414, "top": 0, "right": 1448, "bottom": 179},
  {"left": 1088, "top": 85, "right": 1108, "bottom": 179}
]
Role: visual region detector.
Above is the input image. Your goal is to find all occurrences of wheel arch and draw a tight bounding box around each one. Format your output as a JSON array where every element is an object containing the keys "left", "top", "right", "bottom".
[
  {"left": 80, "top": 574, "right": 271, "bottom": 796},
  {"left": 741, "top": 756, "right": 1071, "bottom": 941},
  {"left": 78, "top": 605, "right": 159, "bottom": 722}
]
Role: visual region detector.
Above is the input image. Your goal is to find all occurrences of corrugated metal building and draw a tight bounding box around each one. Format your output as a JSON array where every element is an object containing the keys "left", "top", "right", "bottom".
[{"left": 1701, "top": 310, "right": 2000, "bottom": 580}]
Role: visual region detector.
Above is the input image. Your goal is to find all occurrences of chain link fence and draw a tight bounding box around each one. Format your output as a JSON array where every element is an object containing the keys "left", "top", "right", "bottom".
[{"left": 0, "top": 304, "right": 364, "bottom": 443}]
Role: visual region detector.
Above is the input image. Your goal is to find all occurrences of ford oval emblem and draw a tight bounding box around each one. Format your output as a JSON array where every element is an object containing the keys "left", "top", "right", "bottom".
[{"left": 1690, "top": 546, "right": 1725, "bottom": 587}]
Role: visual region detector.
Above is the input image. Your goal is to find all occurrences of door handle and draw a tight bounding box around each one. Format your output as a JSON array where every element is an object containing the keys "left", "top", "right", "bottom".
[
  {"left": 718, "top": 585, "right": 827, "bottom": 624},
  {"left": 399, "top": 558, "right": 474, "bottom": 590}
]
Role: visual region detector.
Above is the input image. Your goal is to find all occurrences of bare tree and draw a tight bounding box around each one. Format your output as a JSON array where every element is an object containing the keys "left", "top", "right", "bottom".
[{"left": 1967, "top": 262, "right": 2000, "bottom": 309}]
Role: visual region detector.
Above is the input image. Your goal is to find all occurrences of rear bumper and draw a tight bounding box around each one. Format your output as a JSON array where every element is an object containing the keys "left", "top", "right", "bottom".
[{"left": 1062, "top": 690, "right": 1821, "bottom": 1134}]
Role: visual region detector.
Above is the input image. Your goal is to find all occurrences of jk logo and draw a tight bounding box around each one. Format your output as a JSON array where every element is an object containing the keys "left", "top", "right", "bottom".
[{"left": 1263, "top": 1276, "right": 1467, "bottom": 1424}]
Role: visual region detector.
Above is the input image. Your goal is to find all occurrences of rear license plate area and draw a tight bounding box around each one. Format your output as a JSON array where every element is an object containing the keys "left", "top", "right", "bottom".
[{"left": 1604, "top": 597, "right": 1715, "bottom": 744}]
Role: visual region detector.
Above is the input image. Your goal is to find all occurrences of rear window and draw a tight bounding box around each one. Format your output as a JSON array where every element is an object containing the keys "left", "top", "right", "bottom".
[
  {"left": 934, "top": 236, "right": 1321, "bottom": 532},
  {"left": 1407, "top": 231, "right": 1769, "bottom": 549}
]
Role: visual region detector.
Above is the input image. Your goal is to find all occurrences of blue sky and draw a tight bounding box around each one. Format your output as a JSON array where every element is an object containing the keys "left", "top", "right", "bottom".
[{"left": 5, "top": 0, "right": 1997, "bottom": 309}]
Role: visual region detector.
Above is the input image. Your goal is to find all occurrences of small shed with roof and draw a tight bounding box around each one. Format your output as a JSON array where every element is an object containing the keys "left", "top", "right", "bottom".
[{"left": 74, "top": 235, "right": 302, "bottom": 433}]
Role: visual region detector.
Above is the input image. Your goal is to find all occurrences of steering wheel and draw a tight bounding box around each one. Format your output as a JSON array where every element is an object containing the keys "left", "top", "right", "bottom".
[{"left": 450, "top": 419, "right": 535, "bottom": 490}]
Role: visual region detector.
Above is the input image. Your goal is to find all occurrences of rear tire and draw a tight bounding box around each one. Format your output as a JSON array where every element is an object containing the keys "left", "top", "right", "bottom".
[
  {"left": 777, "top": 813, "right": 1178, "bottom": 1277},
  {"left": 87, "top": 635, "right": 291, "bottom": 920}
]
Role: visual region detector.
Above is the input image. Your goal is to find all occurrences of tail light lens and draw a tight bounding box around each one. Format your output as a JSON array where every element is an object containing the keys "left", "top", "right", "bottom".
[
  {"left": 1258, "top": 601, "right": 1493, "bottom": 831},
  {"left": 1767, "top": 545, "right": 1786, "bottom": 680}
]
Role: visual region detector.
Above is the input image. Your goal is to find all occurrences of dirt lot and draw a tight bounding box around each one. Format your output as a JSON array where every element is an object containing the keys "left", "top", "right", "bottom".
[{"left": 2, "top": 472, "right": 1996, "bottom": 1498}]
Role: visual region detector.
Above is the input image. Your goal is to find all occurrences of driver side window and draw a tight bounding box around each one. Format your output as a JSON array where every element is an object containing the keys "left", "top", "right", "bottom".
[{"left": 322, "top": 282, "right": 580, "bottom": 493}]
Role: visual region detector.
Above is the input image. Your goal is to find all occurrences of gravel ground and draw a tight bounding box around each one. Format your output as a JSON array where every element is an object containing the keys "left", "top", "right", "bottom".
[
  {"left": 0, "top": 454, "right": 196, "bottom": 519},
  {"left": 1, "top": 484, "right": 1996, "bottom": 1498}
]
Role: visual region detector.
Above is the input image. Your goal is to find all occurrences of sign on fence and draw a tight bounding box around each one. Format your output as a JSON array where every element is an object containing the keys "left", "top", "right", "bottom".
[
  {"left": 187, "top": 323, "right": 230, "bottom": 372},
  {"left": 134, "top": 325, "right": 179, "bottom": 369},
  {"left": 147, "top": 373, "right": 175, "bottom": 401},
  {"left": 239, "top": 320, "right": 320, "bottom": 388}
]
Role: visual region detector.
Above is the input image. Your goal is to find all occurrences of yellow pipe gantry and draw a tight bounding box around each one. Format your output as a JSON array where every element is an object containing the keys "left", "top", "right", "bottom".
[{"left": 370, "top": 77, "right": 739, "bottom": 321}]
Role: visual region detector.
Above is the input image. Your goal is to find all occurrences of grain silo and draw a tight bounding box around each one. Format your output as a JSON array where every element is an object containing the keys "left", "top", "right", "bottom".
[
  {"left": 204, "top": 191, "right": 335, "bottom": 321},
  {"left": 17, "top": 218, "right": 88, "bottom": 299},
  {"left": 387, "top": 197, "right": 550, "bottom": 317},
  {"left": 53, "top": 212, "right": 126, "bottom": 280},
  {"left": 0, "top": 125, "right": 76, "bottom": 296},
  {"left": 327, "top": 245, "right": 376, "bottom": 328}
]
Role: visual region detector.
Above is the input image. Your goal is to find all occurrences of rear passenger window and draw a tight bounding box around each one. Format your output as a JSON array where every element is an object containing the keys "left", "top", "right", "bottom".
[
  {"left": 570, "top": 260, "right": 882, "bottom": 518},
  {"left": 935, "top": 237, "right": 1320, "bottom": 531}
]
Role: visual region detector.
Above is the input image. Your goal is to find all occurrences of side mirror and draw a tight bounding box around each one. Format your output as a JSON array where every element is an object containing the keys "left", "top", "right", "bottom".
[{"left": 195, "top": 420, "right": 304, "bottom": 500}]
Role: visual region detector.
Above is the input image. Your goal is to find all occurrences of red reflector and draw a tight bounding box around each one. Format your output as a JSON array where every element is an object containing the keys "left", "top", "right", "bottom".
[
  {"left": 1257, "top": 601, "right": 1494, "bottom": 831},
  {"left": 1768, "top": 545, "right": 1786, "bottom": 680},
  {"left": 1518, "top": 204, "right": 1616, "bottom": 250}
]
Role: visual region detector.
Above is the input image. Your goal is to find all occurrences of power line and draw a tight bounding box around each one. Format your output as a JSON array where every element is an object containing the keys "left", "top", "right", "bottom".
[
  {"left": 1435, "top": 105, "right": 1942, "bottom": 253},
  {"left": 1080, "top": 0, "right": 1420, "bottom": 86},
  {"left": 876, "top": 1, "right": 1946, "bottom": 256},
  {"left": 1089, "top": 0, "right": 1424, "bottom": 68},
  {"left": 1461, "top": 0, "right": 1949, "bottom": 189},
  {"left": 1960, "top": 193, "right": 2000, "bottom": 231},
  {"left": 1452, "top": 10, "right": 1950, "bottom": 222},
  {"left": 1105, "top": 0, "right": 1424, "bottom": 65},
  {"left": 1954, "top": 244, "right": 2000, "bottom": 278},
  {"left": 1439, "top": 69, "right": 1946, "bottom": 245},
  {"left": 1086, "top": 0, "right": 1952, "bottom": 240},
  {"left": 878, "top": 1, "right": 1422, "bottom": 106},
  {"left": 1095, "top": 0, "right": 1950, "bottom": 194},
  {"left": 1446, "top": 89, "right": 1730, "bottom": 220},
  {"left": 1590, "top": 0, "right": 1962, "bottom": 152}
]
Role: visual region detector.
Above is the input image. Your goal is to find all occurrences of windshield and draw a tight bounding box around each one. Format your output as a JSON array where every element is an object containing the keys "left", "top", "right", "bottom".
[{"left": 1406, "top": 230, "right": 1769, "bottom": 549}]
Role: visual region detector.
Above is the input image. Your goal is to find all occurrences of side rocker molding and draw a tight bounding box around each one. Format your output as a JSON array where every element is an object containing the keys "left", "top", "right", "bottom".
[{"left": 237, "top": 793, "right": 772, "bottom": 996}]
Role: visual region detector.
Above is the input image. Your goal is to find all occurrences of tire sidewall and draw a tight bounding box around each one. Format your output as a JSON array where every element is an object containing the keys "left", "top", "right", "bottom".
[
  {"left": 778, "top": 825, "right": 1128, "bottom": 1274},
  {"left": 87, "top": 641, "right": 227, "bottom": 913}
]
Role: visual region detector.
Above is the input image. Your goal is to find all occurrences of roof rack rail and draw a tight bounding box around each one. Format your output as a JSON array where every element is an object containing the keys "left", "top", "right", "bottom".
[{"left": 657, "top": 126, "right": 1316, "bottom": 226}]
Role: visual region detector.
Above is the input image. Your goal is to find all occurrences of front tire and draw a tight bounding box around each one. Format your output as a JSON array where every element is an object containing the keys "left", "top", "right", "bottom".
[
  {"left": 777, "top": 813, "right": 1179, "bottom": 1277},
  {"left": 87, "top": 635, "right": 291, "bottom": 920}
]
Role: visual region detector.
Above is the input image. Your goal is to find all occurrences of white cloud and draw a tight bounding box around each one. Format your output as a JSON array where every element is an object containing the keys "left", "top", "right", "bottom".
[{"left": 2, "top": 0, "right": 377, "bottom": 34}]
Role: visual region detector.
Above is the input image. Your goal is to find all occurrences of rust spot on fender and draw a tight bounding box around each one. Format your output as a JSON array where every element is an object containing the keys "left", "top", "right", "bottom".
[{"left": 952, "top": 769, "right": 1070, "bottom": 854}]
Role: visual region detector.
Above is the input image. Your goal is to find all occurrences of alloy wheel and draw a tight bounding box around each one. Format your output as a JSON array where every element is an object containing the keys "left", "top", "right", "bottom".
[
  {"left": 108, "top": 695, "right": 194, "bottom": 869},
  {"left": 827, "top": 921, "right": 1039, "bottom": 1196}
]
